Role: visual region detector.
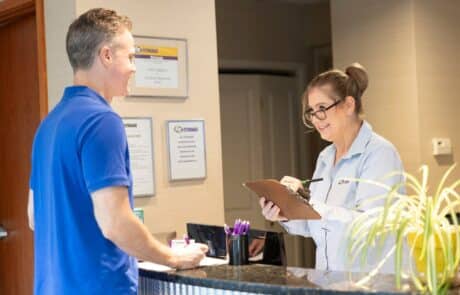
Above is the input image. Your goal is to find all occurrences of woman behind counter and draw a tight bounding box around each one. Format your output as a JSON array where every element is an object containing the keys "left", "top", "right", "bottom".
[{"left": 259, "top": 63, "right": 405, "bottom": 273}]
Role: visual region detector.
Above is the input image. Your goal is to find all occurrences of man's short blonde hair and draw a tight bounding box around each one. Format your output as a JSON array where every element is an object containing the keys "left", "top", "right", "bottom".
[{"left": 66, "top": 8, "right": 132, "bottom": 72}]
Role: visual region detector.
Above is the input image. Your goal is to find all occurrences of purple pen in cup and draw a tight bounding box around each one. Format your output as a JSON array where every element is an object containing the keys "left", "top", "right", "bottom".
[{"left": 225, "top": 219, "right": 251, "bottom": 265}]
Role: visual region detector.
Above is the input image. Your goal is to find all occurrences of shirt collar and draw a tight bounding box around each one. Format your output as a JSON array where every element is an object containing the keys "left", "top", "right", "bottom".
[
  {"left": 62, "top": 85, "right": 110, "bottom": 107},
  {"left": 319, "top": 121, "right": 373, "bottom": 164}
]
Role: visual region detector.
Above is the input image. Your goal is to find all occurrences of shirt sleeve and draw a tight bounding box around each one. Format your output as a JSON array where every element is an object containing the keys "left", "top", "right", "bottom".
[
  {"left": 278, "top": 152, "right": 326, "bottom": 238},
  {"left": 354, "top": 145, "right": 405, "bottom": 210},
  {"left": 279, "top": 219, "right": 311, "bottom": 237},
  {"left": 80, "top": 112, "right": 130, "bottom": 193},
  {"left": 311, "top": 145, "right": 405, "bottom": 223}
]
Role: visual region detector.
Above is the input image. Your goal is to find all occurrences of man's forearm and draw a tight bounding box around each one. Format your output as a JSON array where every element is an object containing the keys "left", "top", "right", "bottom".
[
  {"left": 105, "top": 210, "right": 177, "bottom": 267},
  {"left": 92, "top": 186, "right": 181, "bottom": 267}
]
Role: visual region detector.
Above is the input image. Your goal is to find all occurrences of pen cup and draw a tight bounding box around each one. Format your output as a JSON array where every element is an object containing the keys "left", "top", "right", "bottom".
[{"left": 227, "top": 234, "right": 249, "bottom": 265}]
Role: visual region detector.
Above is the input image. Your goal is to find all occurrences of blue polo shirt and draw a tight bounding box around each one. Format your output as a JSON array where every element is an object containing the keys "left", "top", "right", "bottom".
[{"left": 30, "top": 86, "right": 138, "bottom": 295}]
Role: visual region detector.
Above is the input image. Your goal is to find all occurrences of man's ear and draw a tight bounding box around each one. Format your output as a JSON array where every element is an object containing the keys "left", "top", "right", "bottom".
[
  {"left": 344, "top": 96, "right": 356, "bottom": 115},
  {"left": 98, "top": 45, "right": 112, "bottom": 68}
]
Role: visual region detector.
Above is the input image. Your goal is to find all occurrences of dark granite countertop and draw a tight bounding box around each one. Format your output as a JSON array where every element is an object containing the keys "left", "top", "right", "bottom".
[{"left": 139, "top": 264, "right": 418, "bottom": 294}]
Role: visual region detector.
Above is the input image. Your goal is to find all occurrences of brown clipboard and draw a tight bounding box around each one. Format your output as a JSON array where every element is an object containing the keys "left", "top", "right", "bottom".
[{"left": 243, "top": 179, "right": 321, "bottom": 220}]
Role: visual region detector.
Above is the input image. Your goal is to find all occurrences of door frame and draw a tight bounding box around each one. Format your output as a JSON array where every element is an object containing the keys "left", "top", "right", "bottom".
[
  {"left": 0, "top": 0, "right": 48, "bottom": 117},
  {"left": 219, "top": 59, "right": 309, "bottom": 180},
  {"left": 218, "top": 59, "right": 316, "bottom": 267},
  {"left": 219, "top": 59, "right": 307, "bottom": 98},
  {"left": 0, "top": 0, "right": 48, "bottom": 292}
]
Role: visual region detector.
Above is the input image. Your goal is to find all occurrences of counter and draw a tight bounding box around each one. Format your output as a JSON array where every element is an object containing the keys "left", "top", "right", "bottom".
[{"left": 138, "top": 263, "right": 414, "bottom": 294}]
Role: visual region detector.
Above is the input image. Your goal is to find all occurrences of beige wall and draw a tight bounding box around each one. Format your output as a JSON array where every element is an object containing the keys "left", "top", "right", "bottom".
[
  {"left": 45, "top": 0, "right": 225, "bottom": 236},
  {"left": 413, "top": 0, "right": 460, "bottom": 186},
  {"left": 331, "top": 0, "right": 460, "bottom": 185}
]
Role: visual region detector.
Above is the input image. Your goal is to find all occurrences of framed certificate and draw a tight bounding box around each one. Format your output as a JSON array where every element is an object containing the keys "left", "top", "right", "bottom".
[
  {"left": 122, "top": 117, "right": 155, "bottom": 197},
  {"left": 129, "top": 36, "right": 188, "bottom": 98},
  {"left": 166, "top": 120, "right": 207, "bottom": 180}
]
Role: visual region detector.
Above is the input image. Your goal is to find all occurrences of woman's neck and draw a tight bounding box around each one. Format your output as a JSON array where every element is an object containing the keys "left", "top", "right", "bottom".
[{"left": 334, "top": 119, "right": 363, "bottom": 165}]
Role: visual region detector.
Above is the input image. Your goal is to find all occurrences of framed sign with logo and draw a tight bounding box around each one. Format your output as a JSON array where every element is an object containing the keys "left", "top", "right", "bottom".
[
  {"left": 122, "top": 117, "right": 155, "bottom": 197},
  {"left": 166, "top": 120, "right": 207, "bottom": 180},
  {"left": 129, "top": 36, "right": 188, "bottom": 98}
]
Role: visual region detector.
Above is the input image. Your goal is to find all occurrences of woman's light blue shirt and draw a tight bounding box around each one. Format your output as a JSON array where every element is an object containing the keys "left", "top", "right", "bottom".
[{"left": 282, "top": 121, "right": 405, "bottom": 273}]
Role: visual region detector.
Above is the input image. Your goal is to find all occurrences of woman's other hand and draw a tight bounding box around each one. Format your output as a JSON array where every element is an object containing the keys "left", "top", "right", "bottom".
[
  {"left": 248, "top": 238, "right": 265, "bottom": 257},
  {"left": 259, "top": 197, "right": 288, "bottom": 222}
]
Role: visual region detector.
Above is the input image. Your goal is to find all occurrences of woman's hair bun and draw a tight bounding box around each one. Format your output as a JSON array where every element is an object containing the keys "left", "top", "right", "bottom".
[{"left": 345, "top": 62, "right": 368, "bottom": 94}]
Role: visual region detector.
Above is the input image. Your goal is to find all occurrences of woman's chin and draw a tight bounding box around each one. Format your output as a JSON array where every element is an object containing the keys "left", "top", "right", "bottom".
[{"left": 318, "top": 131, "right": 333, "bottom": 142}]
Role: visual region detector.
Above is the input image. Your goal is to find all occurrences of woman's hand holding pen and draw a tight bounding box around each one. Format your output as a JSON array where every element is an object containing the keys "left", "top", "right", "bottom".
[
  {"left": 280, "top": 176, "right": 303, "bottom": 193},
  {"left": 259, "top": 197, "right": 288, "bottom": 222},
  {"left": 280, "top": 176, "right": 312, "bottom": 200}
]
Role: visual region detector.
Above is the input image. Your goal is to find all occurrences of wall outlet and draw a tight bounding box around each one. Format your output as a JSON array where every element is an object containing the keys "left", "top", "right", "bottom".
[{"left": 432, "top": 138, "right": 452, "bottom": 156}]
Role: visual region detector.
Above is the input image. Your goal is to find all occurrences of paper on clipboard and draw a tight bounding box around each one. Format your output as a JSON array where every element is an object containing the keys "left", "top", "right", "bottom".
[{"left": 243, "top": 179, "right": 321, "bottom": 220}]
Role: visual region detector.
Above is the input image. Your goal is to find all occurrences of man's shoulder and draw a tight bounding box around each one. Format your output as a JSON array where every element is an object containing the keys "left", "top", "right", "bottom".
[{"left": 42, "top": 103, "right": 118, "bottom": 133}]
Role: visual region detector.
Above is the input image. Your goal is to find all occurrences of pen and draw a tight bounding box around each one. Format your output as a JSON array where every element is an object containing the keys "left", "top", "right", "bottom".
[
  {"left": 297, "top": 178, "right": 323, "bottom": 201},
  {"left": 301, "top": 178, "right": 323, "bottom": 188},
  {"left": 226, "top": 219, "right": 250, "bottom": 236},
  {"left": 233, "top": 219, "right": 241, "bottom": 235},
  {"left": 183, "top": 234, "right": 190, "bottom": 245}
]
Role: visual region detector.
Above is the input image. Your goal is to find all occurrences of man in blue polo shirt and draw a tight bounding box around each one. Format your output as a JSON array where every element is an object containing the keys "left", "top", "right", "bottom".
[{"left": 28, "top": 8, "right": 207, "bottom": 295}]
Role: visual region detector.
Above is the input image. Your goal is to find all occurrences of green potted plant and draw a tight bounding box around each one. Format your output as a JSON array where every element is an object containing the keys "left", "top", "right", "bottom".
[{"left": 347, "top": 165, "right": 460, "bottom": 294}]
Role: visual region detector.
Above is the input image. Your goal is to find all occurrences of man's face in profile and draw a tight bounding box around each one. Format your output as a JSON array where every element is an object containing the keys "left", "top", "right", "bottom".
[{"left": 105, "top": 29, "right": 136, "bottom": 99}]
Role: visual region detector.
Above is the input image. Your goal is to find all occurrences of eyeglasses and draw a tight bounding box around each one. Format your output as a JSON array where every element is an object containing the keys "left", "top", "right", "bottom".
[{"left": 303, "top": 99, "right": 343, "bottom": 128}]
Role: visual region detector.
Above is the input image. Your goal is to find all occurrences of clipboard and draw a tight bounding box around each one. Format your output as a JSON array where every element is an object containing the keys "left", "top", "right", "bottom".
[{"left": 243, "top": 179, "right": 321, "bottom": 220}]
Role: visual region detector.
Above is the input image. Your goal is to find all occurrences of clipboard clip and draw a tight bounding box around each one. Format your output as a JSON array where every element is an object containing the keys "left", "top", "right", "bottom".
[{"left": 296, "top": 188, "right": 310, "bottom": 202}]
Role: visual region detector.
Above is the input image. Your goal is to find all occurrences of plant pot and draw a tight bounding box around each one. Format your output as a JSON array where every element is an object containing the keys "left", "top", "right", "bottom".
[{"left": 407, "top": 229, "right": 459, "bottom": 274}]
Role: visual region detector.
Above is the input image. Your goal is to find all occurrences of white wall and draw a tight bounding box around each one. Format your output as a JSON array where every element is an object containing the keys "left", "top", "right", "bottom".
[
  {"left": 44, "top": 0, "right": 75, "bottom": 109},
  {"left": 45, "top": 0, "right": 225, "bottom": 236}
]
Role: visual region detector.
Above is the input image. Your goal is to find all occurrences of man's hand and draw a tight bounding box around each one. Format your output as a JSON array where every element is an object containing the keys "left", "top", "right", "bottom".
[{"left": 172, "top": 243, "right": 208, "bottom": 270}]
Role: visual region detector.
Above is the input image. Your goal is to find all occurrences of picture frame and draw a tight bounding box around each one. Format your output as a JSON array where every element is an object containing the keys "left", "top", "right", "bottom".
[
  {"left": 122, "top": 117, "right": 155, "bottom": 197},
  {"left": 129, "top": 36, "right": 188, "bottom": 98},
  {"left": 166, "top": 120, "right": 207, "bottom": 181}
]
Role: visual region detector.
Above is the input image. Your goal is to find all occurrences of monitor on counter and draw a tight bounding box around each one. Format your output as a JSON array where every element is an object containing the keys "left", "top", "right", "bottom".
[{"left": 186, "top": 223, "right": 286, "bottom": 266}]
